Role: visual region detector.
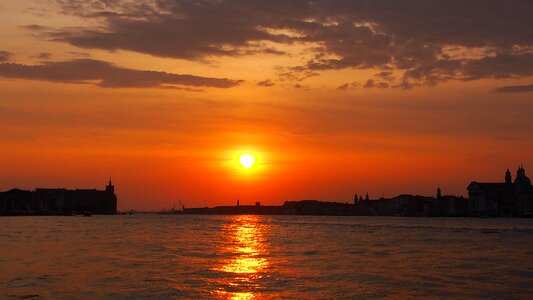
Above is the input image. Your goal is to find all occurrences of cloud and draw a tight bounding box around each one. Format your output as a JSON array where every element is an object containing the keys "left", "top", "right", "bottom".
[
  {"left": 0, "top": 59, "right": 242, "bottom": 88},
  {"left": 35, "top": 53, "right": 52, "bottom": 60},
  {"left": 493, "top": 84, "right": 533, "bottom": 93},
  {"left": 461, "top": 54, "right": 533, "bottom": 80},
  {"left": 337, "top": 83, "right": 350, "bottom": 91},
  {"left": 362, "top": 79, "right": 389, "bottom": 89},
  {"left": 364, "top": 80, "right": 375, "bottom": 88},
  {"left": 337, "top": 82, "right": 359, "bottom": 91},
  {"left": 0, "top": 51, "right": 13, "bottom": 62},
  {"left": 21, "top": 24, "right": 50, "bottom": 31},
  {"left": 277, "top": 66, "right": 319, "bottom": 82},
  {"left": 68, "top": 51, "right": 91, "bottom": 58},
  {"left": 375, "top": 71, "right": 394, "bottom": 82},
  {"left": 376, "top": 82, "right": 389, "bottom": 89},
  {"left": 39, "top": 0, "right": 533, "bottom": 88},
  {"left": 50, "top": 1, "right": 290, "bottom": 60},
  {"left": 257, "top": 79, "right": 274, "bottom": 87}
]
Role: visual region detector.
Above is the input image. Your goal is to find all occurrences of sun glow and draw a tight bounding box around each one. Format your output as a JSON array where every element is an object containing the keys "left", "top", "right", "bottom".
[{"left": 239, "top": 153, "right": 255, "bottom": 169}]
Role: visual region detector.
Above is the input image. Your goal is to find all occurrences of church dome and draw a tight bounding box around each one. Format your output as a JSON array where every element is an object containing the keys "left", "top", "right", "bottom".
[{"left": 514, "top": 166, "right": 532, "bottom": 190}]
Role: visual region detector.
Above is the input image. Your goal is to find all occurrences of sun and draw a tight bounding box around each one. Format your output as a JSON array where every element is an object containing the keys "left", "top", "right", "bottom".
[{"left": 239, "top": 153, "right": 255, "bottom": 169}]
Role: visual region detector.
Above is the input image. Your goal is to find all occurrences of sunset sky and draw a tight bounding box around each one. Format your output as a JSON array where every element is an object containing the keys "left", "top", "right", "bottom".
[{"left": 1, "top": 0, "right": 532, "bottom": 210}]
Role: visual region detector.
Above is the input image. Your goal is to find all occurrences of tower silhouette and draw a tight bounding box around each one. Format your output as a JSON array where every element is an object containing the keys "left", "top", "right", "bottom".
[
  {"left": 106, "top": 177, "right": 114, "bottom": 193},
  {"left": 505, "top": 168, "right": 512, "bottom": 184}
]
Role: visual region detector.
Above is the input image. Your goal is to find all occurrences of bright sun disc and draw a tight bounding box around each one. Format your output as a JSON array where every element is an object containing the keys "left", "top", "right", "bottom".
[{"left": 239, "top": 154, "right": 255, "bottom": 169}]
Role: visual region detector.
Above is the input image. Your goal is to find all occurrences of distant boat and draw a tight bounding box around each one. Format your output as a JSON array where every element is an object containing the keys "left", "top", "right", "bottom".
[{"left": 82, "top": 211, "right": 92, "bottom": 217}]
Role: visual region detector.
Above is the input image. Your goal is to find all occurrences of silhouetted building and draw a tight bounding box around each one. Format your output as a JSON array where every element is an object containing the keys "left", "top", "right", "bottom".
[
  {"left": 468, "top": 166, "right": 533, "bottom": 216},
  {"left": 282, "top": 200, "right": 352, "bottom": 215},
  {"left": 351, "top": 191, "right": 468, "bottom": 217},
  {"left": 0, "top": 179, "right": 117, "bottom": 216}
]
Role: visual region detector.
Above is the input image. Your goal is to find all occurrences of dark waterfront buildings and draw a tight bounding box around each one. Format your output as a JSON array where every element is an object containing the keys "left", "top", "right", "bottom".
[
  {"left": 0, "top": 179, "right": 117, "bottom": 216},
  {"left": 183, "top": 166, "right": 532, "bottom": 217},
  {"left": 468, "top": 166, "right": 533, "bottom": 217},
  {"left": 182, "top": 194, "right": 470, "bottom": 217},
  {"left": 2, "top": 167, "right": 532, "bottom": 217},
  {"left": 350, "top": 193, "right": 469, "bottom": 217}
]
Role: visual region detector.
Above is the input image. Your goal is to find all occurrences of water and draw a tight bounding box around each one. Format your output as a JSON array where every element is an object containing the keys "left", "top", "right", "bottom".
[{"left": 1, "top": 215, "right": 532, "bottom": 299}]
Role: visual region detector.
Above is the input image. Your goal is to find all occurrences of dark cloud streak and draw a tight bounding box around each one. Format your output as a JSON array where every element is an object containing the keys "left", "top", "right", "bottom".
[
  {"left": 0, "top": 59, "right": 241, "bottom": 88},
  {"left": 0, "top": 51, "right": 13, "bottom": 62},
  {"left": 493, "top": 84, "right": 533, "bottom": 93},
  {"left": 257, "top": 79, "right": 274, "bottom": 87}
]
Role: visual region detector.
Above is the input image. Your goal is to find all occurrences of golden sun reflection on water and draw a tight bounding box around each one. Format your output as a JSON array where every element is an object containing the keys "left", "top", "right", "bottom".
[{"left": 212, "top": 215, "right": 270, "bottom": 299}]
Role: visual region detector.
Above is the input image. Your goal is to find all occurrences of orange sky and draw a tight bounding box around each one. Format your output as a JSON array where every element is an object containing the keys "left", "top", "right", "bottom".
[{"left": 0, "top": 1, "right": 532, "bottom": 210}]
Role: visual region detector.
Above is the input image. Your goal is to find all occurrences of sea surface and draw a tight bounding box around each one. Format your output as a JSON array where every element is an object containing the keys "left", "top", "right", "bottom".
[{"left": 1, "top": 215, "right": 532, "bottom": 299}]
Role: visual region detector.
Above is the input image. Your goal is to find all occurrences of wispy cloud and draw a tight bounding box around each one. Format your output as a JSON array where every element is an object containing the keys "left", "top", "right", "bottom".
[
  {"left": 493, "top": 84, "right": 533, "bottom": 93},
  {"left": 337, "top": 82, "right": 359, "bottom": 91},
  {"left": 257, "top": 79, "right": 274, "bottom": 87},
  {"left": 0, "top": 51, "right": 13, "bottom": 62},
  {"left": 0, "top": 59, "right": 242, "bottom": 88}
]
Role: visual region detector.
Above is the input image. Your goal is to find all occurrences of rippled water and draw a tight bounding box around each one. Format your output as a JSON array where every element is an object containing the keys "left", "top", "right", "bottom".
[{"left": 1, "top": 215, "right": 532, "bottom": 299}]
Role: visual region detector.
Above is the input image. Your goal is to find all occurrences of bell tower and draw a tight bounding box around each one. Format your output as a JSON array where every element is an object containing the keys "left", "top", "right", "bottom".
[
  {"left": 106, "top": 177, "right": 115, "bottom": 193},
  {"left": 505, "top": 168, "right": 512, "bottom": 184}
]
